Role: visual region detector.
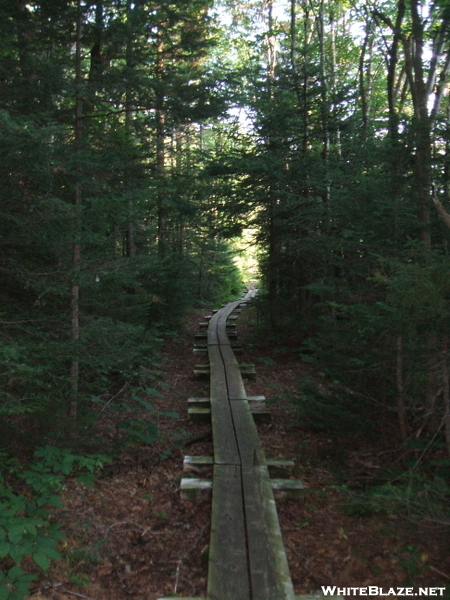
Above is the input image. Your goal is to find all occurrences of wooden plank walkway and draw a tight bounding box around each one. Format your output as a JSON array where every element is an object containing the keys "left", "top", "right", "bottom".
[
  {"left": 207, "top": 291, "right": 296, "bottom": 600},
  {"left": 160, "top": 290, "right": 298, "bottom": 600}
]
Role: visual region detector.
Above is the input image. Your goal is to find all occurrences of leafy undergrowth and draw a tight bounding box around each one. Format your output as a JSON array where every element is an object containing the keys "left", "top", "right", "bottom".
[{"left": 17, "top": 305, "right": 450, "bottom": 600}]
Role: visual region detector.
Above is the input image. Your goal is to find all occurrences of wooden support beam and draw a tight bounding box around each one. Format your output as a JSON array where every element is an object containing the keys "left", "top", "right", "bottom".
[
  {"left": 267, "top": 458, "right": 295, "bottom": 478},
  {"left": 188, "top": 404, "right": 271, "bottom": 424},
  {"left": 183, "top": 456, "right": 294, "bottom": 479},
  {"left": 193, "top": 344, "right": 242, "bottom": 351},
  {"left": 187, "top": 397, "right": 210, "bottom": 408},
  {"left": 188, "top": 396, "right": 265, "bottom": 408},
  {"left": 181, "top": 477, "right": 303, "bottom": 501},
  {"left": 188, "top": 407, "right": 211, "bottom": 424},
  {"left": 271, "top": 478, "right": 304, "bottom": 500},
  {"left": 246, "top": 395, "right": 267, "bottom": 408},
  {"left": 180, "top": 478, "right": 212, "bottom": 500},
  {"left": 247, "top": 407, "right": 270, "bottom": 423},
  {"left": 183, "top": 455, "right": 213, "bottom": 477},
  {"left": 193, "top": 363, "right": 255, "bottom": 379}
]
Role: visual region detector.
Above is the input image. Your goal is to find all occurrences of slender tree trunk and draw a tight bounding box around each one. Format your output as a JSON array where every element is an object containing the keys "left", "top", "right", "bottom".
[
  {"left": 301, "top": 1, "right": 310, "bottom": 159},
  {"left": 290, "top": 0, "right": 302, "bottom": 108},
  {"left": 396, "top": 335, "right": 407, "bottom": 441},
  {"left": 265, "top": 0, "right": 279, "bottom": 329},
  {"left": 266, "top": 0, "right": 276, "bottom": 100},
  {"left": 404, "top": 0, "right": 432, "bottom": 249},
  {"left": 382, "top": 0, "right": 405, "bottom": 241},
  {"left": 442, "top": 335, "right": 450, "bottom": 458},
  {"left": 425, "top": 332, "right": 440, "bottom": 433},
  {"left": 156, "top": 23, "right": 167, "bottom": 259},
  {"left": 316, "top": 0, "right": 331, "bottom": 222},
  {"left": 69, "top": 0, "right": 84, "bottom": 420},
  {"left": 88, "top": 1, "right": 103, "bottom": 86},
  {"left": 125, "top": 0, "right": 135, "bottom": 258},
  {"left": 359, "top": 14, "right": 373, "bottom": 141}
]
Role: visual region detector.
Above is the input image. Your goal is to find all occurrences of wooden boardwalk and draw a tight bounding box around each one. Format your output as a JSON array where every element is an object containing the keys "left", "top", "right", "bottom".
[
  {"left": 161, "top": 290, "right": 299, "bottom": 600},
  {"left": 206, "top": 291, "right": 295, "bottom": 600}
]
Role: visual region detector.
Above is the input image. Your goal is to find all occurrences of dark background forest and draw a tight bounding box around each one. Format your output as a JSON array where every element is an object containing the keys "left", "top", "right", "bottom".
[{"left": 1, "top": 0, "right": 450, "bottom": 597}]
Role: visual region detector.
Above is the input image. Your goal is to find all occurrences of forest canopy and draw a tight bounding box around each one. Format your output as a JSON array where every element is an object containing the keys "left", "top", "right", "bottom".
[
  {"left": 1, "top": 0, "right": 450, "bottom": 489},
  {"left": 2, "top": 0, "right": 450, "bottom": 596}
]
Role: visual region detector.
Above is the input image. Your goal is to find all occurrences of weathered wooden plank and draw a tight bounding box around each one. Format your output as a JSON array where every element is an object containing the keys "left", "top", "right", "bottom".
[
  {"left": 188, "top": 406, "right": 211, "bottom": 423},
  {"left": 188, "top": 405, "right": 271, "bottom": 424},
  {"left": 207, "top": 464, "right": 250, "bottom": 600},
  {"left": 247, "top": 395, "right": 266, "bottom": 404},
  {"left": 266, "top": 458, "right": 295, "bottom": 478},
  {"left": 195, "top": 333, "right": 207, "bottom": 340},
  {"left": 185, "top": 289, "right": 296, "bottom": 600},
  {"left": 207, "top": 313, "right": 220, "bottom": 345},
  {"left": 220, "top": 345, "right": 247, "bottom": 400},
  {"left": 230, "top": 400, "right": 266, "bottom": 467},
  {"left": 250, "top": 406, "right": 272, "bottom": 423},
  {"left": 219, "top": 344, "right": 240, "bottom": 368},
  {"left": 242, "top": 465, "right": 296, "bottom": 600},
  {"left": 187, "top": 397, "right": 210, "bottom": 408},
  {"left": 183, "top": 455, "right": 214, "bottom": 477},
  {"left": 180, "top": 478, "right": 212, "bottom": 500},
  {"left": 210, "top": 398, "right": 240, "bottom": 465},
  {"left": 208, "top": 344, "right": 228, "bottom": 400},
  {"left": 215, "top": 302, "right": 241, "bottom": 345},
  {"left": 271, "top": 478, "right": 304, "bottom": 499}
]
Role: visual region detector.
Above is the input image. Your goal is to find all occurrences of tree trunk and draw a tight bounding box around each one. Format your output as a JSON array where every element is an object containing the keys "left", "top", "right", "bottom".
[
  {"left": 316, "top": 0, "right": 331, "bottom": 222},
  {"left": 396, "top": 335, "right": 407, "bottom": 441},
  {"left": 442, "top": 335, "right": 450, "bottom": 458},
  {"left": 156, "top": 23, "right": 167, "bottom": 259},
  {"left": 386, "top": 0, "right": 405, "bottom": 232},
  {"left": 359, "top": 14, "right": 373, "bottom": 141},
  {"left": 125, "top": 0, "right": 135, "bottom": 258},
  {"left": 69, "top": 0, "right": 84, "bottom": 421}
]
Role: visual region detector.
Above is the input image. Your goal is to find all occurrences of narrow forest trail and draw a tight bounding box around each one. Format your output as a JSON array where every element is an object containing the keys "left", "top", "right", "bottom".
[
  {"left": 42, "top": 301, "right": 450, "bottom": 600},
  {"left": 172, "top": 289, "right": 299, "bottom": 600}
]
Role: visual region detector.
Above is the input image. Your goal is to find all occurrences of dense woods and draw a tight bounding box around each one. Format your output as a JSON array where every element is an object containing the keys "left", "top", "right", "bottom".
[
  {"left": 222, "top": 0, "right": 450, "bottom": 451},
  {"left": 2, "top": 0, "right": 450, "bottom": 596},
  {"left": 1, "top": 0, "right": 243, "bottom": 434}
]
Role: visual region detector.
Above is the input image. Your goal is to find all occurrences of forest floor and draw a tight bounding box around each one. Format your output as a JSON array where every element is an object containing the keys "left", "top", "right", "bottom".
[{"left": 30, "top": 303, "right": 450, "bottom": 600}]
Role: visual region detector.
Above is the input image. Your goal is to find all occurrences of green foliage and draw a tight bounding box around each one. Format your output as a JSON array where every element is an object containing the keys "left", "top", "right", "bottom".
[
  {"left": 0, "top": 446, "right": 109, "bottom": 600},
  {"left": 117, "top": 419, "right": 159, "bottom": 445},
  {"left": 397, "top": 544, "right": 428, "bottom": 585},
  {"left": 92, "top": 390, "right": 179, "bottom": 448},
  {"left": 0, "top": 0, "right": 244, "bottom": 453},
  {"left": 290, "top": 378, "right": 377, "bottom": 438},
  {"left": 78, "top": 317, "right": 161, "bottom": 394},
  {"left": 380, "top": 249, "right": 450, "bottom": 335},
  {"left": 345, "top": 473, "right": 450, "bottom": 527}
]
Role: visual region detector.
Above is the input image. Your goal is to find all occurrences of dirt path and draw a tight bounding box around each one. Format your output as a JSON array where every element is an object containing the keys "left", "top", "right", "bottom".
[{"left": 34, "top": 305, "right": 450, "bottom": 600}]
